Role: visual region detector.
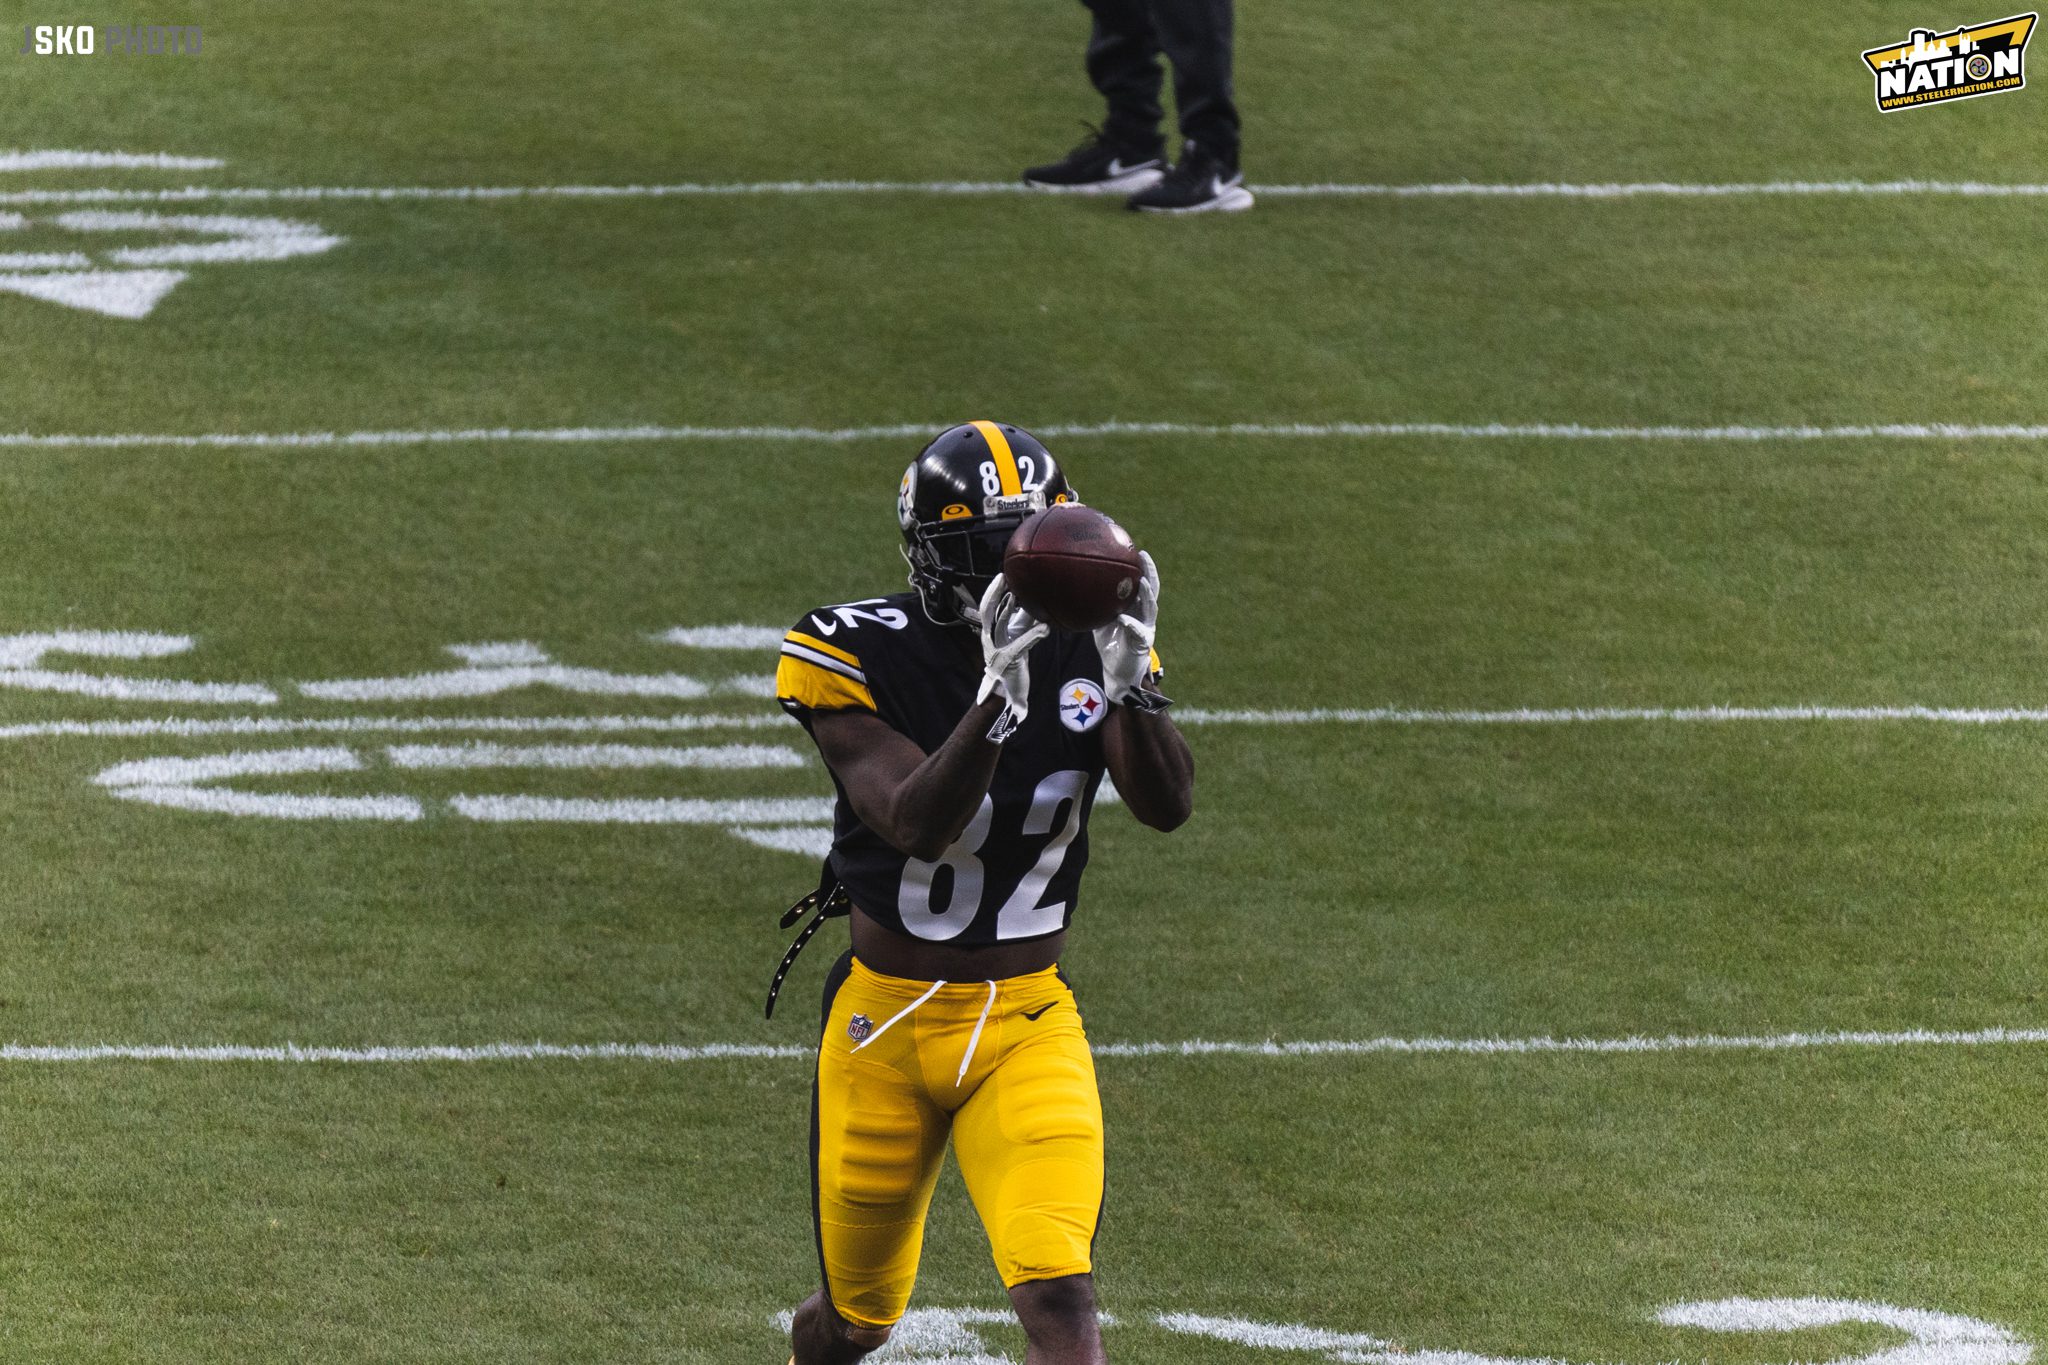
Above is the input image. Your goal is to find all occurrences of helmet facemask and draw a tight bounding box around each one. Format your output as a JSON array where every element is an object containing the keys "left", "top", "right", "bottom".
[{"left": 903, "top": 509, "right": 1037, "bottom": 626}]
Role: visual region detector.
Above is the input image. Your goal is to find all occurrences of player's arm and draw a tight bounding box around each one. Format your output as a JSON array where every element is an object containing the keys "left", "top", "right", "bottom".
[
  {"left": 1094, "top": 550, "right": 1193, "bottom": 832},
  {"left": 1104, "top": 706, "right": 1194, "bottom": 832},
  {"left": 801, "top": 576, "right": 1050, "bottom": 862},
  {"left": 810, "top": 701, "right": 1008, "bottom": 861}
]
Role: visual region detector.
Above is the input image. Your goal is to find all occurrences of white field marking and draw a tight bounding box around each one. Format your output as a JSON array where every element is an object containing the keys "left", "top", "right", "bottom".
[
  {"left": 11, "top": 1026, "right": 2048, "bottom": 1065},
  {"left": 0, "top": 630, "right": 275, "bottom": 704},
  {"left": 768, "top": 1307, "right": 1121, "bottom": 1364},
  {"left": 22, "top": 703, "right": 2048, "bottom": 746},
  {"left": 0, "top": 210, "right": 343, "bottom": 318},
  {"left": 726, "top": 824, "right": 836, "bottom": 858},
  {"left": 0, "top": 1042, "right": 811, "bottom": 1062},
  {"left": 89, "top": 742, "right": 822, "bottom": 828},
  {"left": 0, "top": 252, "right": 92, "bottom": 269},
  {"left": 656, "top": 624, "right": 786, "bottom": 650},
  {"left": 12, "top": 420, "right": 2048, "bottom": 451},
  {"left": 296, "top": 641, "right": 767, "bottom": 702},
  {"left": 1658, "top": 1298, "right": 2030, "bottom": 1363},
  {"left": 94, "top": 746, "right": 362, "bottom": 788},
  {"left": 774, "top": 1306, "right": 1014, "bottom": 1364},
  {"left": 51, "top": 210, "right": 343, "bottom": 266},
  {"left": 0, "top": 713, "right": 793, "bottom": 742},
  {"left": 1088, "top": 1027, "right": 2048, "bottom": 1058},
  {"left": 448, "top": 794, "right": 836, "bottom": 824},
  {"left": 1173, "top": 705, "right": 2048, "bottom": 725},
  {"left": 109, "top": 782, "right": 423, "bottom": 821},
  {"left": 95, "top": 745, "right": 425, "bottom": 822},
  {"left": 717, "top": 673, "right": 778, "bottom": 698},
  {"left": 0, "top": 269, "right": 186, "bottom": 319},
  {"left": 1155, "top": 1314, "right": 1397, "bottom": 1355},
  {"left": 385, "top": 741, "right": 806, "bottom": 771},
  {"left": 0, "top": 150, "right": 225, "bottom": 172},
  {"left": 1161, "top": 1298, "right": 2031, "bottom": 1365},
  {"left": 449, "top": 641, "right": 546, "bottom": 666},
  {"left": 5, "top": 178, "right": 2048, "bottom": 208},
  {"left": 0, "top": 629, "right": 194, "bottom": 668}
]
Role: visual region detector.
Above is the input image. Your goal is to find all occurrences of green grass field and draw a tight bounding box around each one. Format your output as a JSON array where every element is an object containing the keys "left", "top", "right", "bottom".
[{"left": 5, "top": 2, "right": 2048, "bottom": 1360}]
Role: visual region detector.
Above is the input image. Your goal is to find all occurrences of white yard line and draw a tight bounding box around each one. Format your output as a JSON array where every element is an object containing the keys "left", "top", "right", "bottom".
[
  {"left": 0, "top": 150, "right": 224, "bottom": 173},
  {"left": 2, "top": 178, "right": 2048, "bottom": 207},
  {"left": 5, "top": 421, "right": 2048, "bottom": 451},
  {"left": 16, "top": 705, "right": 2048, "bottom": 745},
  {"left": 1175, "top": 705, "right": 2048, "bottom": 724},
  {"left": 0, "top": 714, "right": 790, "bottom": 741},
  {"left": 6, "top": 1026, "right": 2048, "bottom": 1064}
]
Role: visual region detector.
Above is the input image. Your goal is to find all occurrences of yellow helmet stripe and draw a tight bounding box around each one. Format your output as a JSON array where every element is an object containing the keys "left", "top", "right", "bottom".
[{"left": 972, "top": 420, "right": 1024, "bottom": 496}]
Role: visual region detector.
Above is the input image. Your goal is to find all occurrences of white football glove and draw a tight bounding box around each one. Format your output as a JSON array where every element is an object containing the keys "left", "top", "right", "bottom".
[
  {"left": 975, "top": 573, "right": 1050, "bottom": 726},
  {"left": 1094, "top": 551, "right": 1160, "bottom": 704}
]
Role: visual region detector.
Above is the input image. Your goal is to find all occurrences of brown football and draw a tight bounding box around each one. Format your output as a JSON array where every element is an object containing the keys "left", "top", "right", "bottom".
[{"left": 1002, "top": 504, "right": 1143, "bottom": 633}]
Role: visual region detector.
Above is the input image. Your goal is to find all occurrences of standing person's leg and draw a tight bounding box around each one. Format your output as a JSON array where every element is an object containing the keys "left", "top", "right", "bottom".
[
  {"left": 1082, "top": 0, "right": 1169, "bottom": 158},
  {"left": 1148, "top": 0, "right": 1239, "bottom": 168},
  {"left": 1121, "top": 0, "right": 1250, "bottom": 211},
  {"left": 1025, "top": 0, "right": 1170, "bottom": 190}
]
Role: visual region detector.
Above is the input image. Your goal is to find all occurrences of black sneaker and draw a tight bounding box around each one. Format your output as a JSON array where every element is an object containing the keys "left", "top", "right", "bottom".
[
  {"left": 1125, "top": 142, "right": 1254, "bottom": 214},
  {"left": 1023, "top": 126, "right": 1166, "bottom": 194}
]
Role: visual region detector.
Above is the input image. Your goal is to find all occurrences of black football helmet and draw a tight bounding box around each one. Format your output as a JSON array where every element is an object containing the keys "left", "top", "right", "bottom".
[{"left": 899, "top": 421, "right": 1077, "bottom": 625}]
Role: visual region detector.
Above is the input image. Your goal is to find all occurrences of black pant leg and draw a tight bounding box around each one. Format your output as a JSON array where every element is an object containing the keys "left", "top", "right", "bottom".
[
  {"left": 1148, "top": 0, "right": 1240, "bottom": 167},
  {"left": 1081, "top": 0, "right": 1168, "bottom": 155}
]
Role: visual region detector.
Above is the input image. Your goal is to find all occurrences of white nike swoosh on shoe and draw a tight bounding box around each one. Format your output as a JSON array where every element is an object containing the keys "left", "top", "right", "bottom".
[{"left": 1107, "top": 158, "right": 1155, "bottom": 176}]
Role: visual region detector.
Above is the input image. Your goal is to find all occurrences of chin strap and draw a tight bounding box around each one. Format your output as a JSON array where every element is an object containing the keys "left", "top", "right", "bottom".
[{"left": 765, "top": 870, "right": 851, "bottom": 1019}]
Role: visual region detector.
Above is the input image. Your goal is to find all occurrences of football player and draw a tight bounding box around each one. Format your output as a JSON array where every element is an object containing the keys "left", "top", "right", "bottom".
[{"left": 772, "top": 420, "right": 1194, "bottom": 1364}]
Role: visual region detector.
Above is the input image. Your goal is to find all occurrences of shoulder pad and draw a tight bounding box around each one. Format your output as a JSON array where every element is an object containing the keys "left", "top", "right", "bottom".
[
  {"left": 794, "top": 599, "right": 915, "bottom": 641},
  {"left": 777, "top": 601, "right": 910, "bottom": 715}
]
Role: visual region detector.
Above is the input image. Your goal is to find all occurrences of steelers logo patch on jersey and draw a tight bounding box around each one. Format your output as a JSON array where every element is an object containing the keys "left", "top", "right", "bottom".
[{"left": 1059, "top": 679, "right": 1108, "bottom": 732}]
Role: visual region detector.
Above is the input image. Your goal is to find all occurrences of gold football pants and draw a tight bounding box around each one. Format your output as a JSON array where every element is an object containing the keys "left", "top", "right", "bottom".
[{"left": 811, "top": 953, "right": 1105, "bottom": 1330}]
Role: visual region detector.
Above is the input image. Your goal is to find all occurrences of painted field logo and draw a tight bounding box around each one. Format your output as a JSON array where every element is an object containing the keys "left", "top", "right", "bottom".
[{"left": 1863, "top": 12, "right": 2035, "bottom": 110}]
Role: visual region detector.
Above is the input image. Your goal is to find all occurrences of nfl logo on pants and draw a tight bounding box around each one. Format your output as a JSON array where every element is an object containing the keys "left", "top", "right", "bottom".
[{"left": 847, "top": 1013, "right": 874, "bottom": 1043}]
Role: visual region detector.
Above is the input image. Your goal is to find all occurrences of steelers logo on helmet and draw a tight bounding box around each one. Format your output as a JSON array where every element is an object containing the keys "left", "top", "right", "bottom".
[
  {"left": 898, "top": 466, "right": 918, "bottom": 533},
  {"left": 899, "top": 420, "right": 1077, "bottom": 626}
]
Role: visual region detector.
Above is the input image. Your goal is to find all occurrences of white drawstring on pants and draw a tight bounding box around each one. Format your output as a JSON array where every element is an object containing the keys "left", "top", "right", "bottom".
[
  {"left": 955, "top": 980, "right": 999, "bottom": 1088},
  {"left": 850, "top": 979, "right": 946, "bottom": 1053},
  {"left": 847, "top": 977, "right": 1001, "bottom": 1089}
]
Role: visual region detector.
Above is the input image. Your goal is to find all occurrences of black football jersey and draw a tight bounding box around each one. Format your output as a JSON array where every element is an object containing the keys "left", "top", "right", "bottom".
[{"left": 776, "top": 592, "right": 1142, "bottom": 946}]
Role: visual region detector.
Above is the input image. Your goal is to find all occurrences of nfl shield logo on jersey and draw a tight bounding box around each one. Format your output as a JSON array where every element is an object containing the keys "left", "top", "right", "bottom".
[
  {"left": 1059, "top": 679, "right": 1108, "bottom": 732},
  {"left": 847, "top": 1013, "right": 874, "bottom": 1043}
]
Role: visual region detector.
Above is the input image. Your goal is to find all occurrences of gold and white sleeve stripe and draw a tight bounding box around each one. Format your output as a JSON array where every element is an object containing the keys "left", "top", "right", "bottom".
[{"left": 776, "top": 630, "right": 877, "bottom": 712}]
